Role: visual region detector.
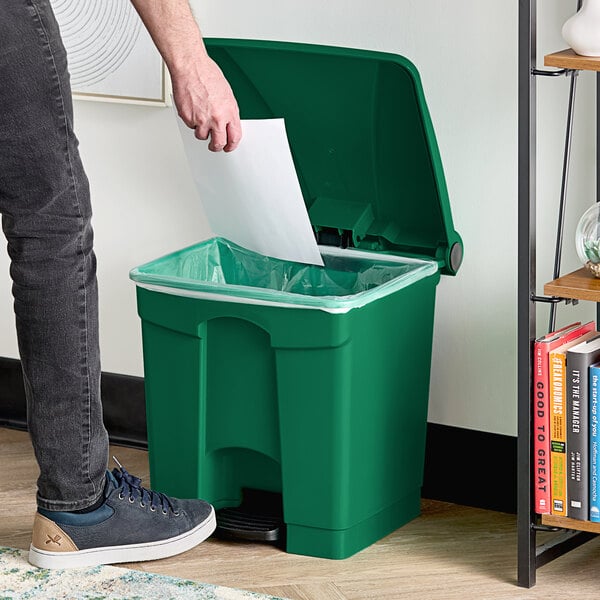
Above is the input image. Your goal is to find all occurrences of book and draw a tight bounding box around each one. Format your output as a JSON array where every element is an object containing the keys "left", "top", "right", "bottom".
[
  {"left": 590, "top": 362, "right": 600, "bottom": 522},
  {"left": 549, "top": 330, "right": 599, "bottom": 516},
  {"left": 533, "top": 321, "right": 595, "bottom": 514},
  {"left": 566, "top": 334, "right": 600, "bottom": 519}
]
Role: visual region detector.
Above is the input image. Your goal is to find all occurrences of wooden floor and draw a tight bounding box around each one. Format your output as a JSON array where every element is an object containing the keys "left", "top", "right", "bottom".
[{"left": 3, "top": 427, "right": 600, "bottom": 599}]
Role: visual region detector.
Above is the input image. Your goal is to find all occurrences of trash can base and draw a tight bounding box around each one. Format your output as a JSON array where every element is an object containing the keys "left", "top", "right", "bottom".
[{"left": 285, "top": 489, "right": 421, "bottom": 559}]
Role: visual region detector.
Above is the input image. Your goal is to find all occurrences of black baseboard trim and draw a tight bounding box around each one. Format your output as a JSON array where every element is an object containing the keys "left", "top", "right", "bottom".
[
  {"left": 422, "top": 423, "right": 516, "bottom": 514},
  {"left": 0, "top": 357, "right": 147, "bottom": 449},
  {"left": 0, "top": 357, "right": 29, "bottom": 432},
  {"left": 0, "top": 356, "right": 516, "bottom": 513}
]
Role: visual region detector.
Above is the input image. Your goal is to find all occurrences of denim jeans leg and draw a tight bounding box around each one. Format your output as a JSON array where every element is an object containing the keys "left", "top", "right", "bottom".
[{"left": 0, "top": 0, "right": 108, "bottom": 510}]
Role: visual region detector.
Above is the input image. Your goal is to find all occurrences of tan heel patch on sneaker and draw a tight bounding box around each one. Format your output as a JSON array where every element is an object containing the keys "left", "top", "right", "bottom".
[{"left": 31, "top": 514, "right": 79, "bottom": 552}]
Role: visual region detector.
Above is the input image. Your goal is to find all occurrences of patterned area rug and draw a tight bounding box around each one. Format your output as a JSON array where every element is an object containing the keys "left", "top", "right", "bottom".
[{"left": 0, "top": 547, "right": 288, "bottom": 600}]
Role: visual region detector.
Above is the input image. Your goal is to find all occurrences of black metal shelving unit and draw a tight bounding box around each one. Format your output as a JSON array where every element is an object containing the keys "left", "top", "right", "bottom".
[{"left": 518, "top": 0, "right": 600, "bottom": 587}]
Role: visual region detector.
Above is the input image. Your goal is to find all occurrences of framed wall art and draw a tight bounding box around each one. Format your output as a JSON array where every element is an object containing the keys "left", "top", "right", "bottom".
[{"left": 50, "top": 0, "right": 169, "bottom": 105}]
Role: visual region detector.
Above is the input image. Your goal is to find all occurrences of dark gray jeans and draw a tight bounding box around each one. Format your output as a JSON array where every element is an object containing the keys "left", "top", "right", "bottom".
[{"left": 0, "top": 0, "right": 108, "bottom": 510}]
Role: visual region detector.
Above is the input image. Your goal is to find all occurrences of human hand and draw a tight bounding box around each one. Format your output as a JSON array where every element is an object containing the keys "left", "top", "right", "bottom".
[{"left": 171, "top": 55, "right": 242, "bottom": 152}]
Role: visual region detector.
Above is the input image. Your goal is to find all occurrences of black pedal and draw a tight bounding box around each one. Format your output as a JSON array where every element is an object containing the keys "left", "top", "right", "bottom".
[{"left": 215, "top": 488, "right": 285, "bottom": 544}]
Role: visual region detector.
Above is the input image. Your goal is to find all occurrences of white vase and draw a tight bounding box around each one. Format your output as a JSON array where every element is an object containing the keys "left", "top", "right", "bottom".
[{"left": 563, "top": 0, "right": 600, "bottom": 57}]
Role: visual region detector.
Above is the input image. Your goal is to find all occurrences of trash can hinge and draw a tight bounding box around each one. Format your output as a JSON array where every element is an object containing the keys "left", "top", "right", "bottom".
[{"left": 315, "top": 227, "right": 353, "bottom": 249}]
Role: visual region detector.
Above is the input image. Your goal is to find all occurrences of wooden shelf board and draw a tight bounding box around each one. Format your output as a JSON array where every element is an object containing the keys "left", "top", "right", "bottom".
[
  {"left": 542, "top": 514, "right": 600, "bottom": 534},
  {"left": 544, "top": 268, "right": 600, "bottom": 302},
  {"left": 545, "top": 49, "right": 600, "bottom": 72}
]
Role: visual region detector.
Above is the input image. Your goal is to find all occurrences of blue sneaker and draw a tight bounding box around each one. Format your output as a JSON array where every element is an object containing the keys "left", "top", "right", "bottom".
[{"left": 28, "top": 463, "right": 215, "bottom": 569}]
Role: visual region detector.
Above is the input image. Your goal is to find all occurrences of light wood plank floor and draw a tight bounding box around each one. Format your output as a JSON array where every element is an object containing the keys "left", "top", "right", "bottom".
[{"left": 3, "top": 426, "right": 600, "bottom": 599}]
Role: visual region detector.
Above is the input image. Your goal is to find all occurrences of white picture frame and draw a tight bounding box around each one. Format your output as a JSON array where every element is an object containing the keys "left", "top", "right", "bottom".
[{"left": 50, "top": 0, "right": 170, "bottom": 106}]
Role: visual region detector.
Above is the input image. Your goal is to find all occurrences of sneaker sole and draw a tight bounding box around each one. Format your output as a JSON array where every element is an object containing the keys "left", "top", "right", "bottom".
[{"left": 28, "top": 507, "right": 216, "bottom": 569}]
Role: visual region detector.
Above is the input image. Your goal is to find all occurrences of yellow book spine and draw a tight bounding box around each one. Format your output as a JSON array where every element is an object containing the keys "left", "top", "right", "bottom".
[{"left": 550, "top": 351, "right": 567, "bottom": 516}]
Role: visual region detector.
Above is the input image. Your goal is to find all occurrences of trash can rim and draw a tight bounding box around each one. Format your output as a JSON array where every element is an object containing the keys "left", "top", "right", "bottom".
[{"left": 130, "top": 240, "right": 439, "bottom": 312}]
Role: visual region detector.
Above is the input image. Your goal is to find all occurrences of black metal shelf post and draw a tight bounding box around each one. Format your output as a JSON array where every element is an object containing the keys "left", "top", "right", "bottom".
[
  {"left": 517, "top": 0, "right": 537, "bottom": 585},
  {"left": 517, "top": 0, "right": 597, "bottom": 587}
]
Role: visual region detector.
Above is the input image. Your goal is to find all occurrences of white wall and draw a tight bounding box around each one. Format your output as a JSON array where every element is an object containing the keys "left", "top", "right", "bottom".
[
  {"left": 536, "top": 3, "right": 596, "bottom": 336},
  {"left": 1, "top": 1, "right": 593, "bottom": 437}
]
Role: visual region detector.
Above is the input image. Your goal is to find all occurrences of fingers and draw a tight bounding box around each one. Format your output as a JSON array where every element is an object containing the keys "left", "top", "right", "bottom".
[
  {"left": 194, "top": 123, "right": 210, "bottom": 141},
  {"left": 224, "top": 121, "right": 242, "bottom": 153},
  {"left": 174, "top": 87, "right": 242, "bottom": 151},
  {"left": 195, "top": 118, "right": 242, "bottom": 152},
  {"left": 172, "top": 62, "right": 242, "bottom": 152},
  {"left": 207, "top": 126, "right": 227, "bottom": 152}
]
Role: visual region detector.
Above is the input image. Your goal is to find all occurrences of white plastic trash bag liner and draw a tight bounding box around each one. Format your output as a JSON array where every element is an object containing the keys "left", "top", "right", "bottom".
[{"left": 130, "top": 237, "right": 439, "bottom": 312}]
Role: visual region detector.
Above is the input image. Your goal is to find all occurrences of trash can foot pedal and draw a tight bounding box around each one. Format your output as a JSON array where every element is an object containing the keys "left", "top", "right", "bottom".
[{"left": 215, "top": 488, "right": 285, "bottom": 543}]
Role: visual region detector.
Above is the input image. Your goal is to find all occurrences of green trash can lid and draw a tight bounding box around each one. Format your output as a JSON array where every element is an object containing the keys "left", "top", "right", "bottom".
[{"left": 205, "top": 38, "right": 463, "bottom": 275}]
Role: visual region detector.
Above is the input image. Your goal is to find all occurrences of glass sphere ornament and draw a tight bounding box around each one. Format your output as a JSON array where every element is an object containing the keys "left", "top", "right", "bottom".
[{"left": 576, "top": 203, "right": 600, "bottom": 277}]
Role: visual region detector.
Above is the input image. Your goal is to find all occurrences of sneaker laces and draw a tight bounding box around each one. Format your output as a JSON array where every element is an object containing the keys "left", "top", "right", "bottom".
[{"left": 111, "top": 457, "right": 177, "bottom": 515}]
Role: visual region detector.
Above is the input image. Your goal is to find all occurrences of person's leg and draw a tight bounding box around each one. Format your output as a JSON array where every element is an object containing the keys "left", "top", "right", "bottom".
[
  {"left": 0, "top": 0, "right": 108, "bottom": 510},
  {"left": 1, "top": 2, "right": 217, "bottom": 569}
]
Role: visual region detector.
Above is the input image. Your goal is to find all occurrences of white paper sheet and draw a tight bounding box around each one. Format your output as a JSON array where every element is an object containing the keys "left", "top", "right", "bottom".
[{"left": 176, "top": 117, "right": 324, "bottom": 267}]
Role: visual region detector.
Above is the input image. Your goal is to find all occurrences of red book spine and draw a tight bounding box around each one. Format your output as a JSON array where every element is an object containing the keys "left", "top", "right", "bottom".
[{"left": 533, "top": 322, "right": 596, "bottom": 514}]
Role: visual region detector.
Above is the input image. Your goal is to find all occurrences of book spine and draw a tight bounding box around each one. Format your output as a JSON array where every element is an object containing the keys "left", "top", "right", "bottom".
[
  {"left": 591, "top": 366, "right": 600, "bottom": 522},
  {"left": 532, "top": 323, "right": 595, "bottom": 515},
  {"left": 550, "top": 352, "right": 567, "bottom": 516},
  {"left": 567, "top": 353, "right": 590, "bottom": 519},
  {"left": 533, "top": 342, "right": 551, "bottom": 513}
]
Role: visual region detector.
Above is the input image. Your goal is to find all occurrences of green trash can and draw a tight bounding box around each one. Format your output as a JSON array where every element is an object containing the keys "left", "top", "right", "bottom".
[{"left": 129, "top": 39, "right": 463, "bottom": 560}]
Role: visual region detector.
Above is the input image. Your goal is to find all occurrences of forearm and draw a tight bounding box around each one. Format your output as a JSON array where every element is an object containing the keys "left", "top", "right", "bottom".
[
  {"left": 128, "top": 0, "right": 209, "bottom": 77},
  {"left": 129, "top": 0, "right": 241, "bottom": 152}
]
